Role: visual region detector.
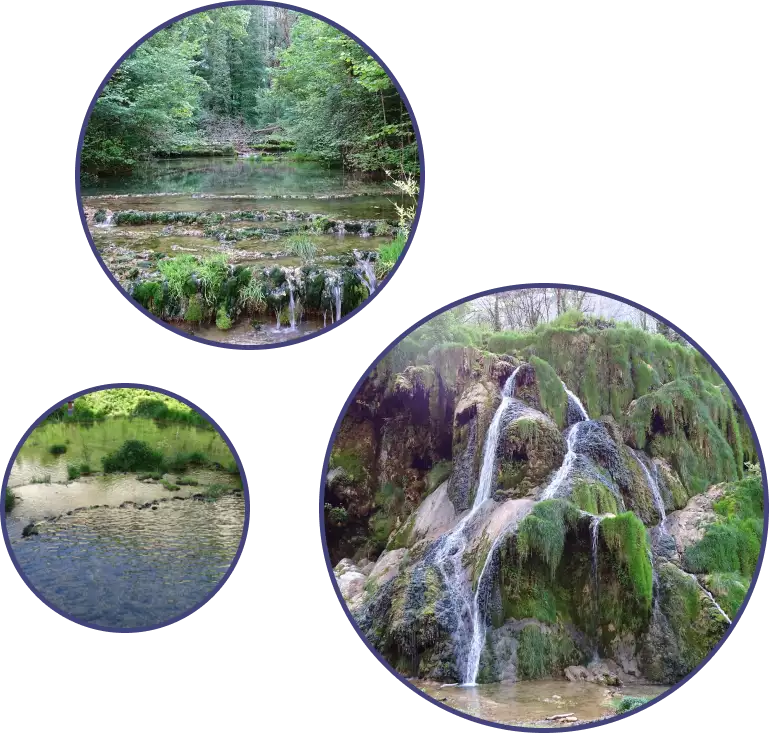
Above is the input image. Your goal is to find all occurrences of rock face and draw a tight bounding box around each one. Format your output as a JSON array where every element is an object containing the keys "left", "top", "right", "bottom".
[
  {"left": 324, "top": 345, "right": 755, "bottom": 688},
  {"left": 639, "top": 562, "right": 730, "bottom": 683},
  {"left": 497, "top": 411, "right": 566, "bottom": 499},
  {"left": 661, "top": 484, "right": 725, "bottom": 563}
]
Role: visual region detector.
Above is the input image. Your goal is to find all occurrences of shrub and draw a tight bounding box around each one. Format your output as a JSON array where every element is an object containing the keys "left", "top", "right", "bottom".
[
  {"left": 49, "top": 444, "right": 67, "bottom": 455},
  {"left": 167, "top": 451, "right": 209, "bottom": 473},
  {"left": 102, "top": 440, "right": 164, "bottom": 473},
  {"left": 5, "top": 487, "right": 17, "bottom": 514},
  {"left": 94, "top": 209, "right": 107, "bottom": 223},
  {"left": 216, "top": 307, "right": 233, "bottom": 330},
  {"left": 286, "top": 235, "right": 318, "bottom": 264},
  {"left": 612, "top": 696, "right": 650, "bottom": 713}
]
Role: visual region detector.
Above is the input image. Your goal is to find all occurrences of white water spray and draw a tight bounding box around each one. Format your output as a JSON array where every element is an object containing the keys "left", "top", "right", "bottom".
[
  {"left": 541, "top": 423, "right": 582, "bottom": 500},
  {"left": 355, "top": 251, "right": 377, "bottom": 295},
  {"left": 686, "top": 573, "right": 732, "bottom": 624},
  {"left": 633, "top": 452, "right": 667, "bottom": 529},
  {"left": 563, "top": 382, "right": 588, "bottom": 421},
  {"left": 287, "top": 281, "right": 297, "bottom": 330}
]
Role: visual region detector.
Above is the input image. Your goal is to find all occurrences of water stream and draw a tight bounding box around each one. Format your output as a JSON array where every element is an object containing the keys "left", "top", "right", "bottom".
[{"left": 633, "top": 451, "right": 667, "bottom": 528}]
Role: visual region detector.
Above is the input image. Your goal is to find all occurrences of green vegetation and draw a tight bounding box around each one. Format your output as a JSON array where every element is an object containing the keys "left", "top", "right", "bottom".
[
  {"left": 137, "top": 472, "right": 164, "bottom": 481},
  {"left": 102, "top": 440, "right": 165, "bottom": 473},
  {"left": 628, "top": 376, "right": 742, "bottom": 492},
  {"left": 48, "top": 444, "right": 67, "bottom": 455},
  {"left": 4, "top": 488, "right": 17, "bottom": 514},
  {"left": 45, "top": 388, "right": 208, "bottom": 427},
  {"left": 516, "top": 499, "right": 581, "bottom": 576},
  {"left": 81, "top": 7, "right": 417, "bottom": 177},
  {"left": 612, "top": 696, "right": 650, "bottom": 713},
  {"left": 684, "top": 471, "right": 763, "bottom": 615},
  {"left": 67, "top": 463, "right": 92, "bottom": 481},
  {"left": 426, "top": 461, "right": 452, "bottom": 493},
  {"left": 572, "top": 479, "right": 618, "bottom": 515},
  {"left": 600, "top": 513, "right": 654, "bottom": 611},
  {"left": 530, "top": 356, "right": 567, "bottom": 427},
  {"left": 285, "top": 236, "right": 317, "bottom": 264},
  {"left": 516, "top": 625, "right": 580, "bottom": 679}
]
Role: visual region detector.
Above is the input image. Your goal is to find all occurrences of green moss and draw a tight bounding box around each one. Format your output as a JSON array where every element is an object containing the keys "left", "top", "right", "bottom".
[
  {"left": 137, "top": 472, "right": 163, "bottom": 481},
  {"left": 516, "top": 499, "right": 581, "bottom": 576},
  {"left": 516, "top": 625, "right": 580, "bottom": 679},
  {"left": 425, "top": 461, "right": 452, "bottom": 493},
  {"left": 572, "top": 479, "right": 618, "bottom": 515},
  {"left": 184, "top": 294, "right": 203, "bottom": 323},
  {"left": 530, "top": 356, "right": 567, "bottom": 427},
  {"left": 4, "top": 487, "right": 17, "bottom": 514},
  {"left": 600, "top": 513, "right": 653, "bottom": 611},
  {"left": 215, "top": 306, "right": 232, "bottom": 330},
  {"left": 612, "top": 696, "right": 651, "bottom": 713},
  {"left": 704, "top": 572, "right": 749, "bottom": 618},
  {"left": 500, "top": 565, "right": 558, "bottom": 624},
  {"left": 329, "top": 449, "right": 366, "bottom": 483},
  {"left": 161, "top": 479, "right": 180, "bottom": 491},
  {"left": 387, "top": 513, "right": 416, "bottom": 550}
]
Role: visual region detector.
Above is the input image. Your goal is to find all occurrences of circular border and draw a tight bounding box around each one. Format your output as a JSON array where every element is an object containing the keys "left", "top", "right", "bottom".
[
  {"left": 1, "top": 382, "right": 251, "bottom": 633},
  {"left": 318, "top": 282, "right": 767, "bottom": 732},
  {"left": 75, "top": 1, "right": 425, "bottom": 350}
]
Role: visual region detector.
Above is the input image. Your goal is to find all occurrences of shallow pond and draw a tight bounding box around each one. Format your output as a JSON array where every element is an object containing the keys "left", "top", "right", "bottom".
[
  {"left": 81, "top": 157, "right": 394, "bottom": 198},
  {"left": 417, "top": 680, "right": 668, "bottom": 727},
  {"left": 6, "top": 494, "right": 245, "bottom": 629},
  {"left": 9, "top": 417, "right": 234, "bottom": 487}
]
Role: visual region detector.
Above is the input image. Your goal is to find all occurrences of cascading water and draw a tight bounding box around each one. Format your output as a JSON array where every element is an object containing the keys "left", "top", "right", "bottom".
[
  {"left": 633, "top": 452, "right": 666, "bottom": 530},
  {"left": 449, "top": 369, "right": 525, "bottom": 684},
  {"left": 333, "top": 283, "right": 342, "bottom": 322},
  {"left": 590, "top": 515, "right": 601, "bottom": 598},
  {"left": 563, "top": 382, "right": 588, "bottom": 421},
  {"left": 540, "top": 422, "right": 582, "bottom": 500},
  {"left": 354, "top": 251, "right": 377, "bottom": 295},
  {"left": 287, "top": 281, "right": 297, "bottom": 330},
  {"left": 686, "top": 572, "right": 732, "bottom": 624}
]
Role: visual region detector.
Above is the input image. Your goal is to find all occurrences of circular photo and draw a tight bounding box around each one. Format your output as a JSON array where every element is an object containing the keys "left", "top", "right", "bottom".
[
  {"left": 2, "top": 385, "right": 248, "bottom": 631},
  {"left": 77, "top": 2, "right": 422, "bottom": 348},
  {"left": 321, "top": 286, "right": 765, "bottom": 729}
]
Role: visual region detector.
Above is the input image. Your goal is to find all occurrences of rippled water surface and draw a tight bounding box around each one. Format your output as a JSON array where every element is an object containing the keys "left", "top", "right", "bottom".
[{"left": 7, "top": 496, "right": 245, "bottom": 629}]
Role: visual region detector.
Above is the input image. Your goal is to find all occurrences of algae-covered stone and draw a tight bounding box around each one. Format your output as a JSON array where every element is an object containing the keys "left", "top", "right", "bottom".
[
  {"left": 639, "top": 562, "right": 729, "bottom": 682},
  {"left": 497, "top": 414, "right": 566, "bottom": 498}
]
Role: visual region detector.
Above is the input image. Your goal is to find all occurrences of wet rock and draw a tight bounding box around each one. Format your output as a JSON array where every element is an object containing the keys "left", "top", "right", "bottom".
[
  {"left": 663, "top": 485, "right": 725, "bottom": 563},
  {"left": 334, "top": 558, "right": 367, "bottom": 607},
  {"left": 22, "top": 523, "right": 38, "bottom": 538}
]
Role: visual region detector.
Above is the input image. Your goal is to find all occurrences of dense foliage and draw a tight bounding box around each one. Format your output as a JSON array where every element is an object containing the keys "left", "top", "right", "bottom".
[
  {"left": 81, "top": 6, "right": 417, "bottom": 175},
  {"left": 45, "top": 388, "right": 208, "bottom": 426}
]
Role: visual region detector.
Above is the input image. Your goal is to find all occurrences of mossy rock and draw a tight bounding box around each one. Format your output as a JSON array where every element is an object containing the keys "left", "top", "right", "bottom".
[{"left": 496, "top": 416, "right": 566, "bottom": 498}]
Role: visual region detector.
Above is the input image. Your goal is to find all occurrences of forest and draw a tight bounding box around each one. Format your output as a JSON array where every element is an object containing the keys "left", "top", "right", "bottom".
[
  {"left": 324, "top": 289, "right": 764, "bottom": 727},
  {"left": 81, "top": 5, "right": 417, "bottom": 175},
  {"left": 79, "top": 5, "right": 419, "bottom": 346}
]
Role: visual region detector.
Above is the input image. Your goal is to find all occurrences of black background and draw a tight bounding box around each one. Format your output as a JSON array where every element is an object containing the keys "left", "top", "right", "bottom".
[{"left": 0, "top": 3, "right": 766, "bottom": 730}]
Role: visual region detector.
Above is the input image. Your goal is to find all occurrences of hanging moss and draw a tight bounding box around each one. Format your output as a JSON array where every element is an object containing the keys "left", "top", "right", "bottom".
[
  {"left": 516, "top": 625, "right": 581, "bottom": 679},
  {"left": 600, "top": 513, "right": 653, "bottom": 611},
  {"left": 529, "top": 357, "right": 567, "bottom": 428},
  {"left": 572, "top": 479, "right": 618, "bottom": 515},
  {"left": 516, "top": 499, "right": 581, "bottom": 576}
]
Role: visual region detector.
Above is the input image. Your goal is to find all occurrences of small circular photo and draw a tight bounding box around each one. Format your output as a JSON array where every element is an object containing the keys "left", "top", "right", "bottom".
[
  {"left": 2, "top": 385, "right": 248, "bottom": 632},
  {"left": 77, "top": 2, "right": 422, "bottom": 348},
  {"left": 321, "top": 286, "right": 765, "bottom": 729}
]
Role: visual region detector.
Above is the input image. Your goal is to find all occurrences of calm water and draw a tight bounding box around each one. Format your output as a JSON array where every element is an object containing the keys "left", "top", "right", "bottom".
[
  {"left": 9, "top": 418, "right": 234, "bottom": 487},
  {"left": 418, "top": 680, "right": 668, "bottom": 727},
  {"left": 81, "top": 157, "right": 393, "bottom": 198},
  {"left": 6, "top": 496, "right": 245, "bottom": 629}
]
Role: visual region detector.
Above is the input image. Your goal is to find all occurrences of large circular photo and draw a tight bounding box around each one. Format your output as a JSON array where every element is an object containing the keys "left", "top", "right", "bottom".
[
  {"left": 320, "top": 286, "right": 765, "bottom": 729},
  {"left": 77, "top": 2, "right": 422, "bottom": 348}
]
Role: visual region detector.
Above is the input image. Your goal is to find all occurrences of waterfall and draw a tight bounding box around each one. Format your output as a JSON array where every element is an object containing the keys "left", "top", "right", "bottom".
[
  {"left": 323, "top": 311, "right": 327, "bottom": 328},
  {"left": 474, "top": 369, "right": 520, "bottom": 509},
  {"left": 540, "top": 422, "right": 582, "bottom": 500},
  {"left": 633, "top": 452, "right": 666, "bottom": 529},
  {"left": 333, "top": 283, "right": 342, "bottom": 322},
  {"left": 686, "top": 573, "right": 732, "bottom": 624},
  {"left": 274, "top": 308, "right": 281, "bottom": 331},
  {"left": 450, "top": 368, "right": 522, "bottom": 684},
  {"left": 355, "top": 251, "right": 377, "bottom": 295},
  {"left": 590, "top": 515, "right": 601, "bottom": 599},
  {"left": 287, "top": 281, "right": 296, "bottom": 330},
  {"left": 563, "top": 383, "right": 588, "bottom": 421}
]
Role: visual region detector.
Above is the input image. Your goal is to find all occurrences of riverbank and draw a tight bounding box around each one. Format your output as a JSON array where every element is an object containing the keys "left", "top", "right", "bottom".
[
  {"left": 82, "top": 158, "right": 411, "bottom": 344},
  {"left": 417, "top": 679, "right": 668, "bottom": 727}
]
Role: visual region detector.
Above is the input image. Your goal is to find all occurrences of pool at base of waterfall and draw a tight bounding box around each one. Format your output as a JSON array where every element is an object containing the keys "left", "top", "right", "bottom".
[{"left": 417, "top": 679, "right": 669, "bottom": 726}]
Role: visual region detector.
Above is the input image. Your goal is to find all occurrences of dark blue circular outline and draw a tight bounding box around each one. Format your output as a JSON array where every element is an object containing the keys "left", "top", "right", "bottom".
[
  {"left": 318, "top": 283, "right": 767, "bottom": 732},
  {"left": 74, "top": 1, "right": 425, "bottom": 351},
  {"left": 1, "top": 382, "right": 250, "bottom": 633}
]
